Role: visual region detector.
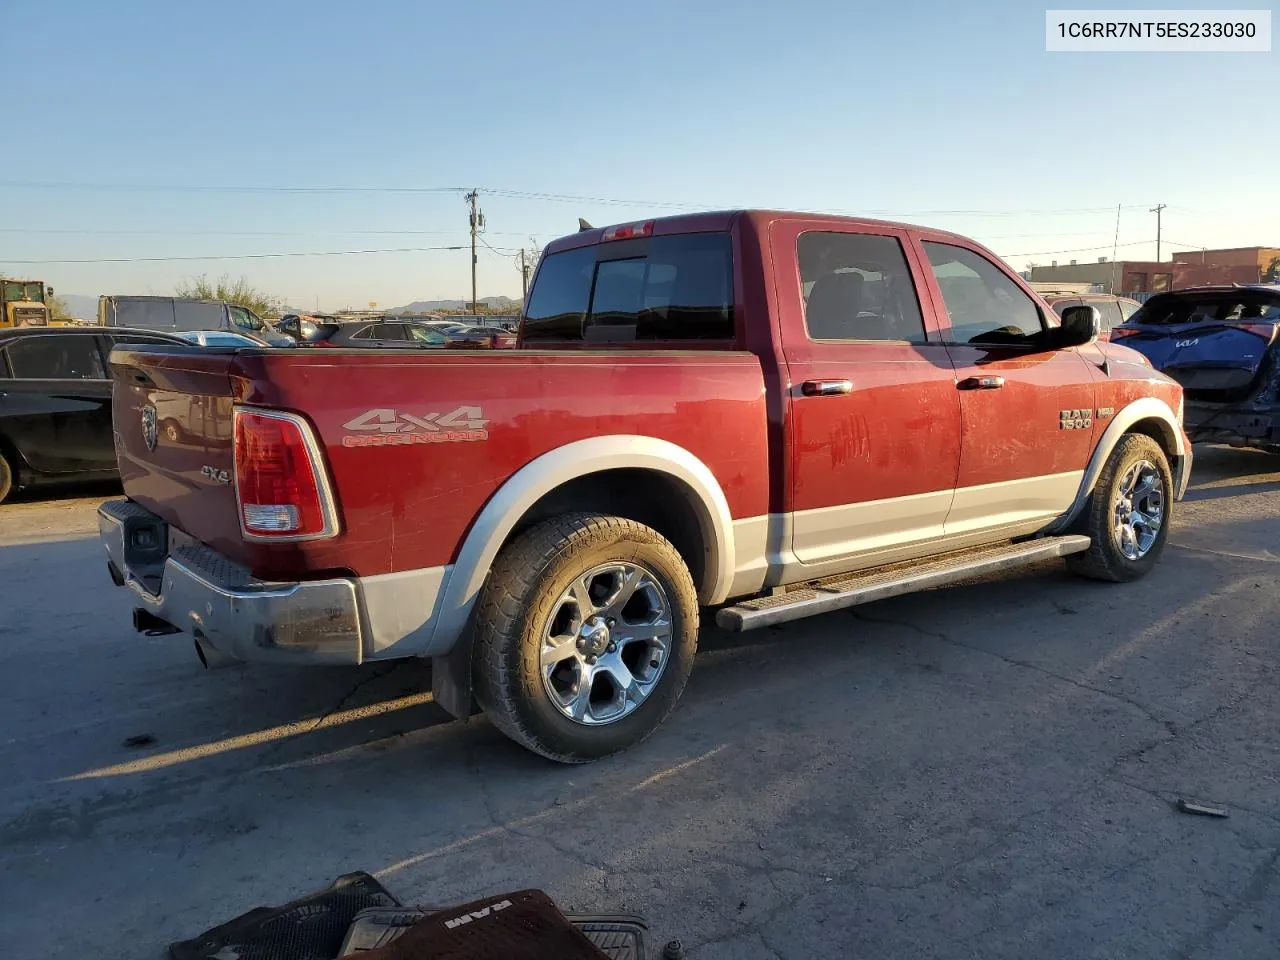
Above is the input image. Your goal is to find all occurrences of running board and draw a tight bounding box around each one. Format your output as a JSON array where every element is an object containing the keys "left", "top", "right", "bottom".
[{"left": 715, "top": 535, "right": 1092, "bottom": 632}]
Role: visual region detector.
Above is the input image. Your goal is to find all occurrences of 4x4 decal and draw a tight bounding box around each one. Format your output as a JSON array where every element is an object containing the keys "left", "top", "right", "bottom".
[{"left": 341, "top": 406, "right": 489, "bottom": 447}]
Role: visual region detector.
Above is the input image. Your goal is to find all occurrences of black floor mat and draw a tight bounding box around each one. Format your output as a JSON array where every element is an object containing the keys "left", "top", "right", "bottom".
[
  {"left": 339, "top": 905, "right": 648, "bottom": 959},
  {"left": 169, "top": 872, "right": 401, "bottom": 960}
]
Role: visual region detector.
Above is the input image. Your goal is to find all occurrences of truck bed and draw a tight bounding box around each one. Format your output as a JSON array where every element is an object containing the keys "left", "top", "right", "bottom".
[{"left": 109, "top": 345, "right": 771, "bottom": 581}]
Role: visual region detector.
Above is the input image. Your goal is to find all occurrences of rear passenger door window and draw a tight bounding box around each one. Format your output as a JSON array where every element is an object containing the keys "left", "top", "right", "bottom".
[
  {"left": 922, "top": 242, "right": 1044, "bottom": 345},
  {"left": 797, "top": 232, "right": 926, "bottom": 343},
  {"left": 7, "top": 335, "right": 107, "bottom": 380}
]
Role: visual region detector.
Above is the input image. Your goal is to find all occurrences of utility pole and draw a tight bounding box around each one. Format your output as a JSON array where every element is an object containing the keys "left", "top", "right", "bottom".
[
  {"left": 520, "top": 250, "right": 530, "bottom": 302},
  {"left": 1150, "top": 203, "right": 1167, "bottom": 262},
  {"left": 465, "top": 189, "right": 484, "bottom": 313}
]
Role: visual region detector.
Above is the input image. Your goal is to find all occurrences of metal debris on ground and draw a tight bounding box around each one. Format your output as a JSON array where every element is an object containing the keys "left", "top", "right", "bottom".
[{"left": 1176, "top": 798, "right": 1229, "bottom": 818}]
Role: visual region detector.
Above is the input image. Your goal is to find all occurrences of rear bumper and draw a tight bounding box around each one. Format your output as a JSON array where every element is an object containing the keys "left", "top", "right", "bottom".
[
  {"left": 99, "top": 500, "right": 457, "bottom": 666},
  {"left": 1185, "top": 401, "right": 1280, "bottom": 449}
]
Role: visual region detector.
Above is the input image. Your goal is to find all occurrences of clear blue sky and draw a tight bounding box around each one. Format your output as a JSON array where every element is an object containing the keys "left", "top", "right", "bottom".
[{"left": 4, "top": 0, "right": 1275, "bottom": 310}]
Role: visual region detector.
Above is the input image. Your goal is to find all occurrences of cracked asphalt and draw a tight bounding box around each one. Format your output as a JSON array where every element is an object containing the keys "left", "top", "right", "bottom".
[{"left": 1, "top": 447, "right": 1278, "bottom": 959}]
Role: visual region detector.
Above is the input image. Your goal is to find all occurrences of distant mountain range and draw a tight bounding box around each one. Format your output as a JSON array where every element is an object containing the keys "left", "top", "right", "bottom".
[{"left": 390, "top": 296, "right": 521, "bottom": 314}]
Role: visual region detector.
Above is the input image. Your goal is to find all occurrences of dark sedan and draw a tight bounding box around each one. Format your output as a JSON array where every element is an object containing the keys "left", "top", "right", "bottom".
[
  {"left": 0, "top": 326, "right": 189, "bottom": 502},
  {"left": 277, "top": 315, "right": 502, "bottom": 348}
]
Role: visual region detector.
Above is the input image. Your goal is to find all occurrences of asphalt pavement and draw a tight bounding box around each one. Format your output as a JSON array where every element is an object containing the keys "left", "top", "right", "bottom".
[{"left": 1, "top": 448, "right": 1277, "bottom": 959}]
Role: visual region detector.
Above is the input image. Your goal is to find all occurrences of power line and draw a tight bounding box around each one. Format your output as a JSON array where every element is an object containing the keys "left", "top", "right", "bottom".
[
  {"left": 995, "top": 239, "right": 1155, "bottom": 258},
  {"left": 0, "top": 177, "right": 1159, "bottom": 219},
  {"left": 0, "top": 179, "right": 469, "bottom": 195},
  {"left": 0, "top": 245, "right": 466, "bottom": 265},
  {"left": 0, "top": 227, "right": 536, "bottom": 237}
]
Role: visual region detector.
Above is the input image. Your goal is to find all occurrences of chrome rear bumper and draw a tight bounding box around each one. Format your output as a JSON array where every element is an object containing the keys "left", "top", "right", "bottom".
[{"left": 98, "top": 499, "right": 363, "bottom": 665}]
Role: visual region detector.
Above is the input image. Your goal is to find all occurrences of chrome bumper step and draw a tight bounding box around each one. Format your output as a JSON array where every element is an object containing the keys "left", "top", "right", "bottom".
[{"left": 716, "top": 535, "right": 1092, "bottom": 632}]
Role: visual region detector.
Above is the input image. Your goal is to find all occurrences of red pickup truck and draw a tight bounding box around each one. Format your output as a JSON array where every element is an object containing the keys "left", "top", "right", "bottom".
[{"left": 99, "top": 210, "right": 1190, "bottom": 762}]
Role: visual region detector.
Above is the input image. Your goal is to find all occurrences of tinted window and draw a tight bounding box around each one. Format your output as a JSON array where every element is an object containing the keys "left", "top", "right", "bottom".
[
  {"left": 523, "top": 233, "right": 734, "bottom": 342},
  {"left": 406, "top": 325, "right": 446, "bottom": 344},
  {"left": 923, "top": 242, "right": 1044, "bottom": 344},
  {"left": 797, "top": 232, "right": 926, "bottom": 342},
  {"left": 1132, "top": 293, "right": 1280, "bottom": 326},
  {"left": 229, "top": 306, "right": 261, "bottom": 330},
  {"left": 7, "top": 335, "right": 106, "bottom": 379}
]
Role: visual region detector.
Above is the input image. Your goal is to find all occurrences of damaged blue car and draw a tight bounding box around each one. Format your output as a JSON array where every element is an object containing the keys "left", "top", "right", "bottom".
[{"left": 1113, "top": 285, "right": 1280, "bottom": 450}]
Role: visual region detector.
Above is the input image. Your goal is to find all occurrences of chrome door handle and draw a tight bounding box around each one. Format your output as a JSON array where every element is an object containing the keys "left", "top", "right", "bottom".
[
  {"left": 957, "top": 375, "right": 1005, "bottom": 390},
  {"left": 801, "top": 379, "right": 853, "bottom": 397}
]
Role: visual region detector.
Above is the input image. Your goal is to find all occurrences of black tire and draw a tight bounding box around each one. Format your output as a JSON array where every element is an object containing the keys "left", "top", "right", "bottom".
[
  {"left": 0, "top": 451, "right": 12, "bottom": 504},
  {"left": 1068, "top": 433, "right": 1173, "bottom": 582},
  {"left": 472, "top": 513, "right": 699, "bottom": 763}
]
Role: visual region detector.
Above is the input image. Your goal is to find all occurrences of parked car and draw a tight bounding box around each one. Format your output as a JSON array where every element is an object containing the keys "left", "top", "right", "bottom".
[
  {"left": 0, "top": 326, "right": 188, "bottom": 502},
  {"left": 99, "top": 296, "right": 294, "bottom": 346},
  {"left": 1110, "top": 284, "right": 1280, "bottom": 450},
  {"left": 277, "top": 316, "right": 501, "bottom": 349},
  {"left": 1039, "top": 291, "right": 1143, "bottom": 341},
  {"left": 308, "top": 319, "right": 454, "bottom": 348},
  {"left": 177, "top": 330, "right": 294, "bottom": 348},
  {"left": 99, "top": 210, "right": 1189, "bottom": 762},
  {"left": 274, "top": 314, "right": 343, "bottom": 344},
  {"left": 444, "top": 324, "right": 518, "bottom": 348}
]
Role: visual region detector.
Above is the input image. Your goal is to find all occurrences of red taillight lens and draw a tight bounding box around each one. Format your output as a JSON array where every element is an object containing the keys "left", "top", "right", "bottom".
[
  {"left": 1232, "top": 322, "right": 1278, "bottom": 343},
  {"left": 233, "top": 409, "right": 335, "bottom": 539},
  {"left": 1110, "top": 326, "right": 1141, "bottom": 339},
  {"left": 601, "top": 220, "right": 655, "bottom": 242}
]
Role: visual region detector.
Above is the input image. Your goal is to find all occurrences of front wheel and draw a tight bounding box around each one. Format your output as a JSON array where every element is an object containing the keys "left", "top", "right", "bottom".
[
  {"left": 1068, "top": 433, "right": 1173, "bottom": 582},
  {"left": 472, "top": 513, "right": 699, "bottom": 763},
  {"left": 0, "top": 451, "right": 12, "bottom": 504}
]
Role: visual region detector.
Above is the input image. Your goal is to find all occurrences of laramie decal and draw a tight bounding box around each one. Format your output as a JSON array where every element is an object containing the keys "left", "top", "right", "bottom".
[{"left": 341, "top": 406, "right": 489, "bottom": 447}]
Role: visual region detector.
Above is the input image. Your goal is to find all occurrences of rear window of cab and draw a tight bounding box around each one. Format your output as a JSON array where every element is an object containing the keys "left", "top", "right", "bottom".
[{"left": 522, "top": 233, "right": 734, "bottom": 343}]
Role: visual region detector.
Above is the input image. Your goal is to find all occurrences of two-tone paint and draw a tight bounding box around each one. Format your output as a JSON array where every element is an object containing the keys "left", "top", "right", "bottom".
[{"left": 105, "top": 210, "right": 1188, "bottom": 677}]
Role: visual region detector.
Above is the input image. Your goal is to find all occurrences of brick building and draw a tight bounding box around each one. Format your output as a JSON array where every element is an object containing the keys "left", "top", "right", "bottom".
[{"left": 1026, "top": 246, "right": 1280, "bottom": 296}]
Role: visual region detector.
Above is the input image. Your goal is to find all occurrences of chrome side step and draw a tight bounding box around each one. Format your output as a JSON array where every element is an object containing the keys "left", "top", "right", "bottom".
[{"left": 715, "top": 535, "right": 1091, "bottom": 632}]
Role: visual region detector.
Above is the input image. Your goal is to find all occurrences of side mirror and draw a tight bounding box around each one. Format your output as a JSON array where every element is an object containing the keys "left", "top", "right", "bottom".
[{"left": 1055, "top": 304, "right": 1100, "bottom": 348}]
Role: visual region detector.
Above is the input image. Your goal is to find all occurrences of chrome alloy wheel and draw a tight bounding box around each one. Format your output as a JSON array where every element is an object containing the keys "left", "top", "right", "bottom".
[
  {"left": 1112, "top": 459, "right": 1165, "bottom": 560},
  {"left": 539, "top": 561, "right": 673, "bottom": 726}
]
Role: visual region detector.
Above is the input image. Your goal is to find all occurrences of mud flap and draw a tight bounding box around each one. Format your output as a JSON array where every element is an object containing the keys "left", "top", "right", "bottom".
[{"left": 432, "top": 629, "right": 480, "bottom": 720}]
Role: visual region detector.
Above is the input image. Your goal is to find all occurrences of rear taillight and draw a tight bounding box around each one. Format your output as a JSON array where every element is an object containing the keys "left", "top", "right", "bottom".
[
  {"left": 1231, "top": 322, "right": 1278, "bottom": 343},
  {"left": 1110, "top": 326, "right": 1141, "bottom": 339},
  {"left": 233, "top": 409, "right": 337, "bottom": 540},
  {"left": 601, "top": 220, "right": 654, "bottom": 242}
]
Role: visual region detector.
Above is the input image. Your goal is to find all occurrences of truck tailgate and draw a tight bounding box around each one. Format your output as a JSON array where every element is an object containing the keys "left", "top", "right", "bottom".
[{"left": 110, "top": 346, "right": 244, "bottom": 558}]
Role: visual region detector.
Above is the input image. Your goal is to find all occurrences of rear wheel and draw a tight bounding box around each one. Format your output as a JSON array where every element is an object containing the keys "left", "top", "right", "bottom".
[
  {"left": 1068, "top": 434, "right": 1172, "bottom": 582},
  {"left": 472, "top": 513, "right": 699, "bottom": 763}
]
